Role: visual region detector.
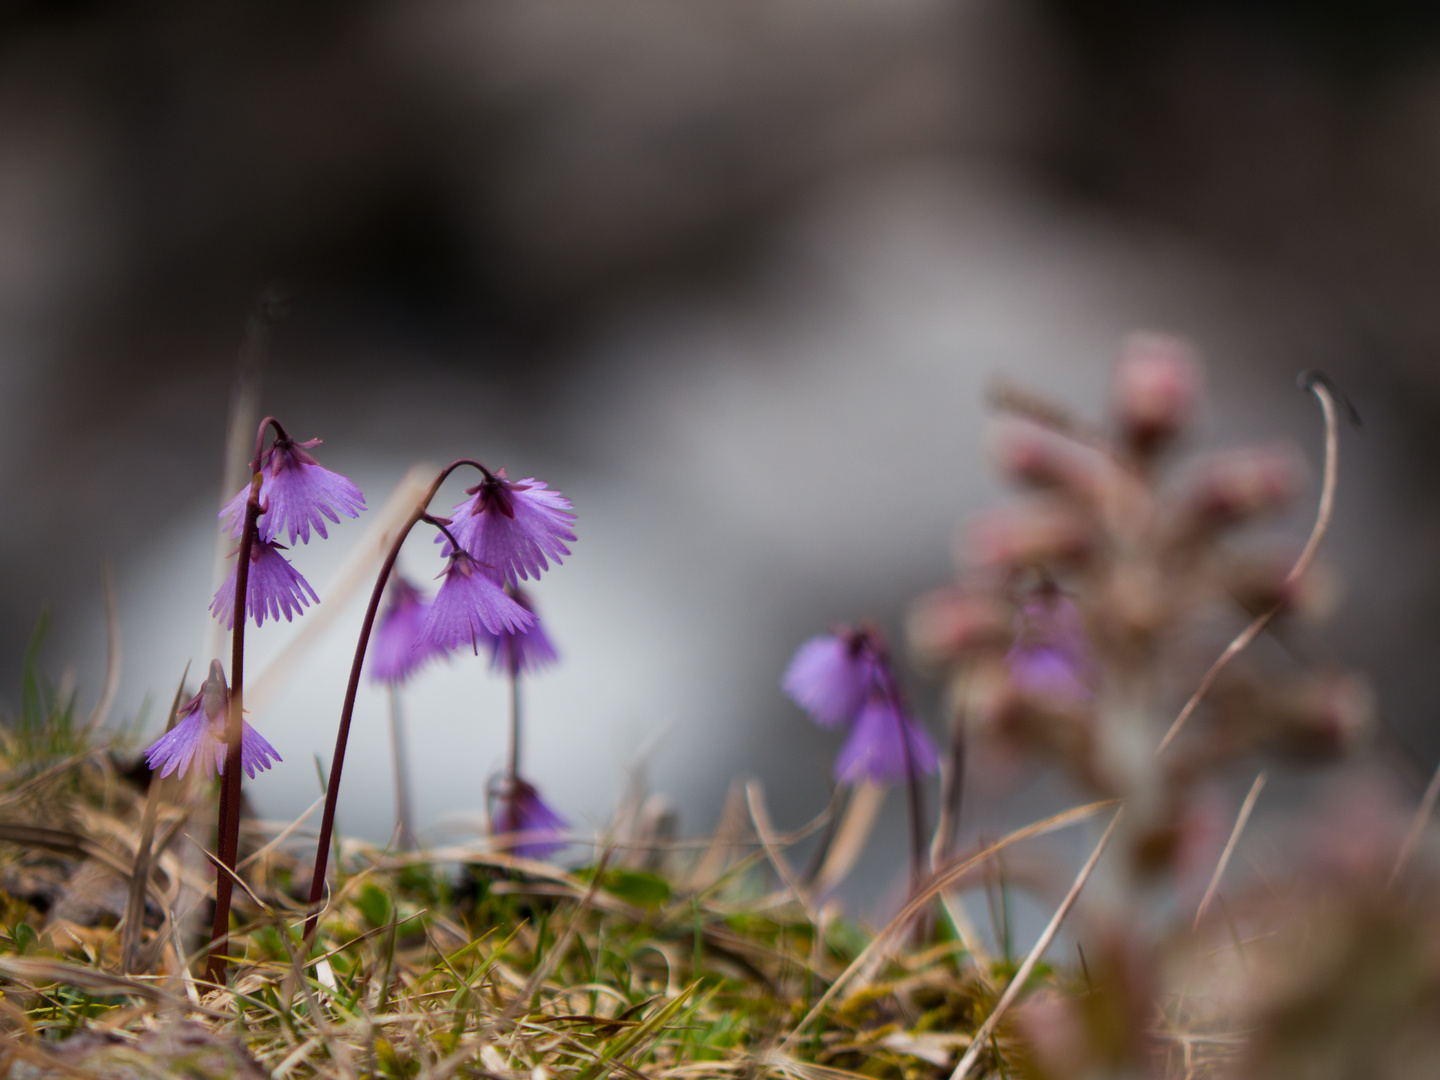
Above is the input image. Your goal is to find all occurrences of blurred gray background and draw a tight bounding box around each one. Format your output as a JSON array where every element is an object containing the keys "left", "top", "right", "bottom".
[{"left": 4, "top": 0, "right": 1440, "bottom": 913}]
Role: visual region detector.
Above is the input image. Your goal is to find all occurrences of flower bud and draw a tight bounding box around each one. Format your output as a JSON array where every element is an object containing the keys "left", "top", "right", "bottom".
[
  {"left": 1172, "top": 444, "right": 1304, "bottom": 540},
  {"left": 1113, "top": 333, "right": 1201, "bottom": 453},
  {"left": 992, "top": 421, "right": 1105, "bottom": 504},
  {"left": 906, "top": 588, "right": 1010, "bottom": 669},
  {"left": 965, "top": 501, "right": 1094, "bottom": 573}
]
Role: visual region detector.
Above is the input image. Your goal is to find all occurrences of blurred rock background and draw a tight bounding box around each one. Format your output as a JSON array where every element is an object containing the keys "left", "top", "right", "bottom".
[{"left": 2, "top": 0, "right": 1439, "bottom": 909}]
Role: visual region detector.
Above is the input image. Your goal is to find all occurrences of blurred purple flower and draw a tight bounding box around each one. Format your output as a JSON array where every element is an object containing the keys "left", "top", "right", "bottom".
[
  {"left": 783, "top": 629, "right": 879, "bottom": 728},
  {"left": 421, "top": 550, "right": 535, "bottom": 652},
  {"left": 144, "top": 660, "right": 281, "bottom": 781},
  {"left": 833, "top": 693, "right": 940, "bottom": 784},
  {"left": 369, "top": 576, "right": 446, "bottom": 685},
  {"left": 221, "top": 435, "right": 365, "bottom": 545},
  {"left": 210, "top": 540, "right": 319, "bottom": 628},
  {"left": 444, "top": 469, "right": 576, "bottom": 586},
  {"left": 484, "top": 589, "right": 559, "bottom": 675},
  {"left": 494, "top": 777, "right": 568, "bottom": 859},
  {"left": 1006, "top": 587, "right": 1095, "bottom": 701}
]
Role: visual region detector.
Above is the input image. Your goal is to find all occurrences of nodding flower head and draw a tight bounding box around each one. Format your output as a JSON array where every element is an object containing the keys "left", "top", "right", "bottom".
[
  {"left": 221, "top": 434, "right": 366, "bottom": 545},
  {"left": 493, "top": 776, "right": 568, "bottom": 859},
  {"left": 1006, "top": 584, "right": 1096, "bottom": 702},
  {"left": 444, "top": 469, "right": 576, "bottom": 587},
  {"left": 210, "top": 539, "right": 319, "bottom": 629},
  {"left": 143, "top": 660, "right": 281, "bottom": 781},
  {"left": 420, "top": 550, "right": 535, "bottom": 653},
  {"left": 369, "top": 576, "right": 446, "bottom": 685},
  {"left": 833, "top": 692, "right": 940, "bottom": 784},
  {"left": 783, "top": 628, "right": 881, "bottom": 728},
  {"left": 484, "top": 588, "right": 559, "bottom": 676}
]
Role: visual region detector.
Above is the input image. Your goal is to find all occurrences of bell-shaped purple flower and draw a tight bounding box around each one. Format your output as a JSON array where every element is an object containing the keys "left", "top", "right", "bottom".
[
  {"left": 144, "top": 660, "right": 281, "bottom": 781},
  {"left": 421, "top": 550, "right": 535, "bottom": 652},
  {"left": 484, "top": 589, "right": 559, "bottom": 675},
  {"left": 368, "top": 576, "right": 446, "bottom": 684},
  {"left": 783, "top": 629, "right": 879, "bottom": 728},
  {"left": 210, "top": 539, "right": 319, "bottom": 629},
  {"left": 221, "top": 435, "right": 366, "bottom": 545},
  {"left": 494, "top": 777, "right": 568, "bottom": 859},
  {"left": 1006, "top": 586, "right": 1096, "bottom": 701},
  {"left": 444, "top": 468, "right": 576, "bottom": 586},
  {"left": 833, "top": 693, "right": 940, "bottom": 784}
]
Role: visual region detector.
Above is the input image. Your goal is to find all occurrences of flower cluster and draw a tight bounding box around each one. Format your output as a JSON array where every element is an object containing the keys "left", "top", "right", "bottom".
[
  {"left": 144, "top": 660, "right": 281, "bottom": 781},
  {"left": 783, "top": 626, "right": 938, "bottom": 784},
  {"left": 363, "top": 465, "right": 573, "bottom": 858},
  {"left": 213, "top": 432, "right": 366, "bottom": 628}
]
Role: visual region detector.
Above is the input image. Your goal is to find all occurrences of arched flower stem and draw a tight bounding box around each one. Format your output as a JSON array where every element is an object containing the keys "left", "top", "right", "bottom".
[
  {"left": 206, "top": 414, "right": 284, "bottom": 984},
  {"left": 303, "top": 458, "right": 489, "bottom": 941}
]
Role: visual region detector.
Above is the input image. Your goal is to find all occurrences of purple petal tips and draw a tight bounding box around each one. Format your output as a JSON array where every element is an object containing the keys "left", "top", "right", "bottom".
[
  {"left": 484, "top": 588, "right": 559, "bottom": 675},
  {"left": 210, "top": 540, "right": 319, "bottom": 629},
  {"left": 1005, "top": 586, "right": 1096, "bottom": 701},
  {"left": 220, "top": 435, "right": 365, "bottom": 545},
  {"left": 833, "top": 694, "right": 940, "bottom": 784},
  {"left": 494, "top": 777, "right": 568, "bottom": 859},
  {"left": 143, "top": 660, "right": 281, "bottom": 781},
  {"left": 369, "top": 576, "right": 446, "bottom": 685},
  {"left": 421, "top": 550, "right": 535, "bottom": 652},
  {"left": 783, "top": 630, "right": 878, "bottom": 728},
  {"left": 445, "top": 469, "right": 576, "bottom": 587}
]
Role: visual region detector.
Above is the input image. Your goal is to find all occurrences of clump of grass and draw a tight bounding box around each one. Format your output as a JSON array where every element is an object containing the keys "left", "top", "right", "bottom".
[{"left": 0, "top": 715, "right": 1011, "bottom": 1080}]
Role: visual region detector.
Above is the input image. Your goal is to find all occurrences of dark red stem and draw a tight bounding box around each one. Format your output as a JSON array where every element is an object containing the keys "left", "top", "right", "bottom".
[
  {"left": 303, "top": 459, "right": 487, "bottom": 942},
  {"left": 207, "top": 473, "right": 263, "bottom": 984}
]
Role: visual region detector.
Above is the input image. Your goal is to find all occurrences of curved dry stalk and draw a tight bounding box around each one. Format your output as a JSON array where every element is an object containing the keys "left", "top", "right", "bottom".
[
  {"left": 778, "top": 798, "right": 1114, "bottom": 1050},
  {"left": 948, "top": 809, "right": 1123, "bottom": 1080},
  {"left": 1194, "top": 772, "right": 1266, "bottom": 928},
  {"left": 1158, "top": 377, "right": 1340, "bottom": 754},
  {"left": 1391, "top": 758, "right": 1440, "bottom": 887},
  {"left": 746, "top": 780, "right": 818, "bottom": 924}
]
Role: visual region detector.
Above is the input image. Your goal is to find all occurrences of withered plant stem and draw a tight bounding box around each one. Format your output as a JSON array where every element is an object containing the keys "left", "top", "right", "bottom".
[
  {"left": 1157, "top": 377, "right": 1340, "bottom": 754},
  {"left": 948, "top": 808, "right": 1124, "bottom": 1080},
  {"left": 304, "top": 458, "right": 490, "bottom": 942}
]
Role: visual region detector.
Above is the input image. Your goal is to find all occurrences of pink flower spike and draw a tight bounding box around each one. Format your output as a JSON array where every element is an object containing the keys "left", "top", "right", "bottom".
[
  {"left": 421, "top": 550, "right": 535, "bottom": 652},
  {"left": 833, "top": 694, "right": 940, "bottom": 785},
  {"left": 494, "top": 777, "right": 568, "bottom": 859},
  {"left": 210, "top": 540, "right": 319, "bottom": 629},
  {"left": 221, "top": 435, "right": 365, "bottom": 545},
  {"left": 368, "top": 576, "right": 446, "bottom": 685},
  {"left": 143, "top": 660, "right": 281, "bottom": 781},
  {"left": 485, "top": 589, "right": 559, "bottom": 676},
  {"left": 783, "top": 630, "right": 879, "bottom": 728},
  {"left": 444, "top": 469, "right": 576, "bottom": 586}
]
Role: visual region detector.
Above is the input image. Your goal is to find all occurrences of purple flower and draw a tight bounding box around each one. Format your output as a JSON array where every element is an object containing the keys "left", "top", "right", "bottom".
[
  {"left": 421, "top": 550, "right": 535, "bottom": 652},
  {"left": 368, "top": 576, "right": 446, "bottom": 685},
  {"left": 494, "top": 777, "right": 568, "bottom": 858},
  {"left": 783, "top": 629, "right": 879, "bottom": 728},
  {"left": 833, "top": 694, "right": 940, "bottom": 784},
  {"left": 210, "top": 540, "right": 319, "bottom": 629},
  {"left": 221, "top": 435, "right": 365, "bottom": 545},
  {"left": 1006, "top": 587, "right": 1095, "bottom": 701},
  {"left": 144, "top": 660, "right": 281, "bottom": 781},
  {"left": 443, "top": 469, "right": 576, "bottom": 586},
  {"left": 484, "top": 589, "right": 559, "bottom": 675}
]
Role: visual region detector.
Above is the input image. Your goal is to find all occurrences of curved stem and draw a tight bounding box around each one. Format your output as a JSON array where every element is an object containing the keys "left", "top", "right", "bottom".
[
  {"left": 1156, "top": 378, "right": 1340, "bottom": 754},
  {"left": 303, "top": 458, "right": 488, "bottom": 941}
]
